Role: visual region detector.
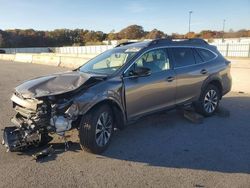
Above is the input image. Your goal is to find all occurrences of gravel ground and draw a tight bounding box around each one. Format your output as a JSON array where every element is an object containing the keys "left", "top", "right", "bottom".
[{"left": 0, "top": 60, "right": 249, "bottom": 188}]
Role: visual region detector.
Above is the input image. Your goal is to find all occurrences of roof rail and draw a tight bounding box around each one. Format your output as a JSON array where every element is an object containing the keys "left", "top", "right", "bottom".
[
  {"left": 148, "top": 38, "right": 208, "bottom": 46},
  {"left": 185, "top": 38, "right": 208, "bottom": 45},
  {"left": 115, "top": 42, "right": 137, "bottom": 47},
  {"left": 148, "top": 38, "right": 172, "bottom": 46}
]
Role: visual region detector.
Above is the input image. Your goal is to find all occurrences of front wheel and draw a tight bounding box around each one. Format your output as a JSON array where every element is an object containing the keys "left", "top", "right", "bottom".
[
  {"left": 195, "top": 84, "right": 221, "bottom": 117},
  {"left": 79, "top": 105, "right": 114, "bottom": 154}
]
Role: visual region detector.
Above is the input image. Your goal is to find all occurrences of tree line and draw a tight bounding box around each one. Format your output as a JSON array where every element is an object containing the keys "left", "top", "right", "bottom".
[{"left": 0, "top": 25, "right": 250, "bottom": 48}]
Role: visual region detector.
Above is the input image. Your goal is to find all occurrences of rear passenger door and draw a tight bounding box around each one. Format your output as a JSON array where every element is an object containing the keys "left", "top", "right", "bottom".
[{"left": 170, "top": 47, "right": 208, "bottom": 104}]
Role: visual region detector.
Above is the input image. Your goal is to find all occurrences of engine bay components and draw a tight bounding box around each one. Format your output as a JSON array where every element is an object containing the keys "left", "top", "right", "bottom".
[{"left": 50, "top": 116, "right": 72, "bottom": 136}]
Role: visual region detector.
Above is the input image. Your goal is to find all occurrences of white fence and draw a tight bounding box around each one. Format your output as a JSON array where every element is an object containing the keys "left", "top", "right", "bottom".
[
  {"left": 211, "top": 43, "right": 250, "bottom": 57},
  {"left": 54, "top": 43, "right": 250, "bottom": 57},
  {"left": 1, "top": 43, "right": 250, "bottom": 57},
  {"left": 0, "top": 47, "right": 50, "bottom": 54},
  {"left": 54, "top": 45, "right": 114, "bottom": 54},
  {"left": 0, "top": 45, "right": 114, "bottom": 55}
]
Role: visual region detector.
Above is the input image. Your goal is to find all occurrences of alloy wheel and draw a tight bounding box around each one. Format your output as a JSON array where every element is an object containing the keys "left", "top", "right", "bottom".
[
  {"left": 95, "top": 112, "right": 112, "bottom": 147},
  {"left": 204, "top": 89, "right": 218, "bottom": 113}
]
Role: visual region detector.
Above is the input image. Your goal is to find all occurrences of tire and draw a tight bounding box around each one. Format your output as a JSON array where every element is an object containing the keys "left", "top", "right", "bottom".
[
  {"left": 79, "top": 104, "right": 114, "bottom": 154},
  {"left": 195, "top": 84, "right": 221, "bottom": 117}
]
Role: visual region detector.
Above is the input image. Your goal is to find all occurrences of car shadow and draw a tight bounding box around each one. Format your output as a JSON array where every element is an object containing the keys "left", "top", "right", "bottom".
[{"left": 102, "top": 94, "right": 250, "bottom": 174}]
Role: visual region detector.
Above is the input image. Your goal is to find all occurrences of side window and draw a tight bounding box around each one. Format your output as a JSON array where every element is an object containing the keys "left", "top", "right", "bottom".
[
  {"left": 193, "top": 49, "right": 204, "bottom": 64},
  {"left": 134, "top": 49, "right": 171, "bottom": 73},
  {"left": 172, "top": 48, "right": 195, "bottom": 68},
  {"left": 197, "top": 49, "right": 216, "bottom": 62}
]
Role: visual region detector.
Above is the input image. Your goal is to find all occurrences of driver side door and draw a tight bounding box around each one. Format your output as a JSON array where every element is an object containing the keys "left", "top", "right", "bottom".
[{"left": 123, "top": 48, "right": 176, "bottom": 119}]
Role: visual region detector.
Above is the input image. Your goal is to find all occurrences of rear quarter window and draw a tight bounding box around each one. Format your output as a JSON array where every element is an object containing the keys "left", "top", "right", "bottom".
[{"left": 197, "top": 49, "right": 216, "bottom": 62}]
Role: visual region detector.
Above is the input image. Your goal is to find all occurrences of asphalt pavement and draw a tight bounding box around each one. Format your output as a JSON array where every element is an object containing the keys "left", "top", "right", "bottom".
[{"left": 0, "top": 60, "right": 249, "bottom": 188}]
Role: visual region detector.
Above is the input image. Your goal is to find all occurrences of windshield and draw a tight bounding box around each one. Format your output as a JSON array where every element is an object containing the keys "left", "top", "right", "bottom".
[{"left": 79, "top": 48, "right": 138, "bottom": 75}]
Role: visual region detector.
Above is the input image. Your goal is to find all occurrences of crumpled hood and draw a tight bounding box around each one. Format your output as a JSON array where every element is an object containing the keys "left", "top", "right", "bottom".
[{"left": 15, "top": 71, "right": 104, "bottom": 98}]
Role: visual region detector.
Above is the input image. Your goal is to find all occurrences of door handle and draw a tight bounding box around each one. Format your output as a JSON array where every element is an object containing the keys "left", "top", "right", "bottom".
[
  {"left": 166, "top": 76, "right": 174, "bottom": 82},
  {"left": 200, "top": 69, "right": 208, "bottom": 75}
]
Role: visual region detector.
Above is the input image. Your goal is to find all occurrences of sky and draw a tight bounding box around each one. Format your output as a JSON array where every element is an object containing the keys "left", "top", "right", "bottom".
[{"left": 0, "top": 0, "right": 249, "bottom": 34}]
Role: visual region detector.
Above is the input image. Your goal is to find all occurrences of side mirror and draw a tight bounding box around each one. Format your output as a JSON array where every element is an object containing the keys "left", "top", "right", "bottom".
[{"left": 129, "top": 67, "right": 151, "bottom": 77}]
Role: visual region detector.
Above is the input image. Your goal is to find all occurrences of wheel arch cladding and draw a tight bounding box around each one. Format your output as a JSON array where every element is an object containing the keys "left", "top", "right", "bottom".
[
  {"left": 202, "top": 77, "right": 223, "bottom": 99},
  {"left": 209, "top": 80, "right": 223, "bottom": 96}
]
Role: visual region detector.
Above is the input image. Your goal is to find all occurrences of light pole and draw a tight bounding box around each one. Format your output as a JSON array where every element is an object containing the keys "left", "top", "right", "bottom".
[
  {"left": 188, "top": 11, "right": 193, "bottom": 38},
  {"left": 222, "top": 19, "right": 226, "bottom": 42}
]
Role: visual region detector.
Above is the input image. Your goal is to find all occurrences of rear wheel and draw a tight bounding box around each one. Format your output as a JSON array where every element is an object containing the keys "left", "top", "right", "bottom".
[
  {"left": 195, "top": 84, "right": 220, "bottom": 117},
  {"left": 79, "top": 105, "right": 114, "bottom": 154}
]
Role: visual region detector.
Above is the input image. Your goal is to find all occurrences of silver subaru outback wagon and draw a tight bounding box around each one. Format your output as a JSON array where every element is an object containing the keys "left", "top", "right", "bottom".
[{"left": 3, "top": 39, "right": 232, "bottom": 154}]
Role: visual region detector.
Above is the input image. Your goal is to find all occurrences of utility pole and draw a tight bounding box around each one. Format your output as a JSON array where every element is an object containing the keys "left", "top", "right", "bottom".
[
  {"left": 222, "top": 19, "right": 226, "bottom": 42},
  {"left": 188, "top": 11, "right": 193, "bottom": 38}
]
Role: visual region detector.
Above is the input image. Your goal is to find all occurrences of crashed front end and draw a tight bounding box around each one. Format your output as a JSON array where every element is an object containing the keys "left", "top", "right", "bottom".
[
  {"left": 1, "top": 71, "right": 97, "bottom": 152},
  {"left": 3, "top": 93, "right": 49, "bottom": 151},
  {"left": 2, "top": 92, "right": 79, "bottom": 152}
]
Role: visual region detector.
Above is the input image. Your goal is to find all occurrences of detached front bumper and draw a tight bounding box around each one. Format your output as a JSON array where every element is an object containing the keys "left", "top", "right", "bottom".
[{"left": 11, "top": 93, "right": 50, "bottom": 127}]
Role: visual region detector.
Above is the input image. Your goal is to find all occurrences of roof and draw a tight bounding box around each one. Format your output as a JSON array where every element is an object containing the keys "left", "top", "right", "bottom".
[{"left": 116, "top": 38, "right": 209, "bottom": 49}]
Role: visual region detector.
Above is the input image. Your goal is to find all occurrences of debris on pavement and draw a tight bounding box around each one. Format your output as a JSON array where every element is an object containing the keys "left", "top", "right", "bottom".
[
  {"left": 177, "top": 106, "right": 204, "bottom": 124},
  {"left": 183, "top": 109, "right": 204, "bottom": 124},
  {"left": 32, "top": 145, "right": 55, "bottom": 162}
]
